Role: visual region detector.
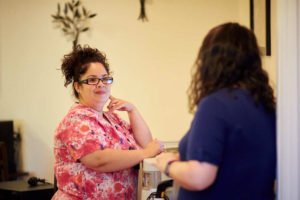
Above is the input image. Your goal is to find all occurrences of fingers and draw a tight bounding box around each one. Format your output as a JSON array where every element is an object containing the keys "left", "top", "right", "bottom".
[
  {"left": 110, "top": 99, "right": 119, "bottom": 107},
  {"left": 107, "top": 96, "right": 121, "bottom": 111},
  {"left": 107, "top": 101, "right": 119, "bottom": 112},
  {"left": 107, "top": 96, "right": 134, "bottom": 112},
  {"left": 109, "top": 96, "right": 125, "bottom": 107},
  {"left": 153, "top": 139, "right": 165, "bottom": 153},
  {"left": 159, "top": 141, "right": 165, "bottom": 152}
]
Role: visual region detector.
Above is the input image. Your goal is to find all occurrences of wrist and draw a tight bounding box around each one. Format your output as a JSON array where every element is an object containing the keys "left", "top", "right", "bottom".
[
  {"left": 141, "top": 148, "right": 151, "bottom": 159},
  {"left": 164, "top": 160, "right": 178, "bottom": 177},
  {"left": 128, "top": 106, "right": 137, "bottom": 113}
]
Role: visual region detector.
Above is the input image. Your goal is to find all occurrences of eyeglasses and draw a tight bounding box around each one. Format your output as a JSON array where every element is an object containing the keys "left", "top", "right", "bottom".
[{"left": 78, "top": 76, "right": 114, "bottom": 85}]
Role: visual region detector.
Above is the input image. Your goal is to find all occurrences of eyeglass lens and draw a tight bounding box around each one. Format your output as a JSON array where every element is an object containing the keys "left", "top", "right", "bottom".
[{"left": 88, "top": 77, "right": 113, "bottom": 85}]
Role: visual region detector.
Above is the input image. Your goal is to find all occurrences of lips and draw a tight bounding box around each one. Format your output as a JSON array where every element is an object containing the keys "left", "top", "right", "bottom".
[{"left": 95, "top": 90, "right": 106, "bottom": 95}]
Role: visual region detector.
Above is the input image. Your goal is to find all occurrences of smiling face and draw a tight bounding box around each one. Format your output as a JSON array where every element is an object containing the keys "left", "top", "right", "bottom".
[{"left": 74, "top": 62, "right": 112, "bottom": 112}]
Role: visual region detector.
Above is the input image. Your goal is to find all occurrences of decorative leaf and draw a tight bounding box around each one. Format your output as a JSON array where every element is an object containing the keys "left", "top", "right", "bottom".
[
  {"left": 58, "top": 19, "right": 65, "bottom": 25},
  {"left": 74, "top": 9, "right": 80, "bottom": 18},
  {"left": 66, "top": 16, "right": 73, "bottom": 23},
  {"left": 68, "top": 3, "right": 73, "bottom": 12},
  {"left": 81, "top": 27, "right": 89, "bottom": 32},
  {"left": 64, "top": 3, "right": 68, "bottom": 15},
  {"left": 82, "top": 7, "right": 87, "bottom": 16},
  {"left": 57, "top": 3, "right": 61, "bottom": 15},
  {"left": 88, "top": 13, "right": 97, "bottom": 18},
  {"left": 51, "top": 14, "right": 58, "bottom": 19},
  {"left": 62, "top": 21, "right": 71, "bottom": 28},
  {"left": 51, "top": 15, "right": 64, "bottom": 20},
  {"left": 75, "top": 0, "right": 80, "bottom": 7}
]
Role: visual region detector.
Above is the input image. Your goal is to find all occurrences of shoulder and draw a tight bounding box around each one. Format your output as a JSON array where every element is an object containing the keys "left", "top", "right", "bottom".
[
  {"left": 198, "top": 90, "right": 227, "bottom": 113},
  {"left": 55, "top": 105, "right": 101, "bottom": 140},
  {"left": 196, "top": 88, "right": 248, "bottom": 119},
  {"left": 56, "top": 104, "right": 99, "bottom": 132},
  {"left": 66, "top": 104, "right": 100, "bottom": 121},
  {"left": 200, "top": 88, "right": 250, "bottom": 107}
]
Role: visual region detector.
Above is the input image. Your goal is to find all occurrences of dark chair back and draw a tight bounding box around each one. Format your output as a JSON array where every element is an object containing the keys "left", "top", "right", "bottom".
[{"left": 0, "top": 142, "right": 9, "bottom": 181}]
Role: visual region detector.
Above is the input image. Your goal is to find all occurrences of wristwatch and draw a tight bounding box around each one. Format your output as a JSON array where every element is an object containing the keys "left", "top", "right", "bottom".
[{"left": 164, "top": 160, "right": 178, "bottom": 177}]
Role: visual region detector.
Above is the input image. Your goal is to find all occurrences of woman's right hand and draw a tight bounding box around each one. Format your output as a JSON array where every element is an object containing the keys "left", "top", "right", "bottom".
[{"left": 142, "top": 139, "right": 164, "bottom": 158}]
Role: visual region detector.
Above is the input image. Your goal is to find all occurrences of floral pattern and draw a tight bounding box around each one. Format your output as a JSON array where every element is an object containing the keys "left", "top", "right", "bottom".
[{"left": 52, "top": 104, "right": 140, "bottom": 200}]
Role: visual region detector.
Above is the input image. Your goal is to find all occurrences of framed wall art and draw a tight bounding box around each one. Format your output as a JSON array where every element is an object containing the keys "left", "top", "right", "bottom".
[{"left": 250, "top": 0, "right": 271, "bottom": 56}]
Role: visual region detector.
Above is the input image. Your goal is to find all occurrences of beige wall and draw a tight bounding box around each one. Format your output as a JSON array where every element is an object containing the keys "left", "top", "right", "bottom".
[{"left": 0, "top": 0, "right": 276, "bottom": 182}]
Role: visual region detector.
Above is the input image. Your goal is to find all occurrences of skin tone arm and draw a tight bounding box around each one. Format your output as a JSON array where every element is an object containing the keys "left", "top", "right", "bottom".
[
  {"left": 81, "top": 139, "right": 163, "bottom": 172},
  {"left": 155, "top": 152, "right": 218, "bottom": 191},
  {"left": 80, "top": 95, "right": 163, "bottom": 172},
  {"left": 107, "top": 96, "right": 152, "bottom": 147}
]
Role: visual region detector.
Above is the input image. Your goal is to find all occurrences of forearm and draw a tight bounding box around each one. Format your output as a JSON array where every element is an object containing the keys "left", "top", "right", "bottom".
[
  {"left": 80, "top": 148, "right": 149, "bottom": 173},
  {"left": 167, "top": 160, "right": 217, "bottom": 191},
  {"left": 128, "top": 108, "right": 152, "bottom": 147}
]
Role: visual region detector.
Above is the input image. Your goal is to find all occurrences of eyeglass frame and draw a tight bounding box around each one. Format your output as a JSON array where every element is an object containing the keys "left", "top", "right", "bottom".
[{"left": 77, "top": 76, "right": 114, "bottom": 85}]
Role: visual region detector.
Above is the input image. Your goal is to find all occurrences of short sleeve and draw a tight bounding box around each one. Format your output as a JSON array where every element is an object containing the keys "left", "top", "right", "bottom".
[
  {"left": 58, "top": 115, "right": 101, "bottom": 161},
  {"left": 186, "top": 97, "right": 228, "bottom": 166}
]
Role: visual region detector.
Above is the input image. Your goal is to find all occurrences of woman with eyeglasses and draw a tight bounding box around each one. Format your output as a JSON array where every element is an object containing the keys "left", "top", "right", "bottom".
[
  {"left": 155, "top": 22, "right": 276, "bottom": 200},
  {"left": 52, "top": 45, "right": 163, "bottom": 200}
]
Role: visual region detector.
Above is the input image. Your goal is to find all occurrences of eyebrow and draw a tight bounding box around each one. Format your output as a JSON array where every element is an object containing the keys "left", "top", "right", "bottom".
[{"left": 86, "top": 74, "right": 109, "bottom": 78}]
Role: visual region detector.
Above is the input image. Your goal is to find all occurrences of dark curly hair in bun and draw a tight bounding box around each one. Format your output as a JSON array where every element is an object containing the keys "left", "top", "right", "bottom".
[{"left": 61, "top": 45, "right": 110, "bottom": 98}]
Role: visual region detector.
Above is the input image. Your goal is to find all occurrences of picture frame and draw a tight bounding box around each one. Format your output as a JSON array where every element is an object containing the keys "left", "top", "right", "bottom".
[{"left": 250, "top": 0, "right": 271, "bottom": 56}]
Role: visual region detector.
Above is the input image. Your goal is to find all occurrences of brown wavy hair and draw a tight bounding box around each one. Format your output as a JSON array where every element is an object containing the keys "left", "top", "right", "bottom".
[
  {"left": 61, "top": 45, "right": 110, "bottom": 99},
  {"left": 188, "top": 22, "right": 275, "bottom": 113}
]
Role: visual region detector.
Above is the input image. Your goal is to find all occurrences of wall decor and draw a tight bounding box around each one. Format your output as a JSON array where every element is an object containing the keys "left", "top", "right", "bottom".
[
  {"left": 51, "top": 0, "right": 97, "bottom": 49},
  {"left": 138, "top": 0, "right": 148, "bottom": 22},
  {"left": 250, "top": 0, "right": 271, "bottom": 56}
]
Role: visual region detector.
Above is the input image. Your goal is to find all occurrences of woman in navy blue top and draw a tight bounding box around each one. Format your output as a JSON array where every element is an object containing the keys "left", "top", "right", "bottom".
[{"left": 155, "top": 22, "right": 276, "bottom": 200}]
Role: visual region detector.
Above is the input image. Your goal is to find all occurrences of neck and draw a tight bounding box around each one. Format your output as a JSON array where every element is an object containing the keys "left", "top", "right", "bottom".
[{"left": 78, "top": 100, "right": 104, "bottom": 114}]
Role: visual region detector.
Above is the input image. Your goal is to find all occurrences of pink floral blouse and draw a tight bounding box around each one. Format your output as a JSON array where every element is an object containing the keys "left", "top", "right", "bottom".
[{"left": 52, "top": 104, "right": 140, "bottom": 200}]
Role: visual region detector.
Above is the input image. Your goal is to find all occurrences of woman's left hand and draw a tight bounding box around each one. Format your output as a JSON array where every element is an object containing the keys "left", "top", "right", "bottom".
[
  {"left": 155, "top": 152, "right": 180, "bottom": 172},
  {"left": 107, "top": 96, "right": 135, "bottom": 112}
]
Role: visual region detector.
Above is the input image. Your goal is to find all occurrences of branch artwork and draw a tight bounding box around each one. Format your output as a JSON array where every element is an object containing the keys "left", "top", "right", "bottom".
[
  {"left": 51, "top": 0, "right": 97, "bottom": 49},
  {"left": 138, "top": 0, "right": 148, "bottom": 22}
]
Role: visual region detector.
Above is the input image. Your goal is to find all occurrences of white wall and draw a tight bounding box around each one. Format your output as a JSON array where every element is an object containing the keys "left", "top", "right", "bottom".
[
  {"left": 0, "top": 0, "right": 276, "bottom": 182},
  {"left": 277, "top": 0, "right": 300, "bottom": 198}
]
